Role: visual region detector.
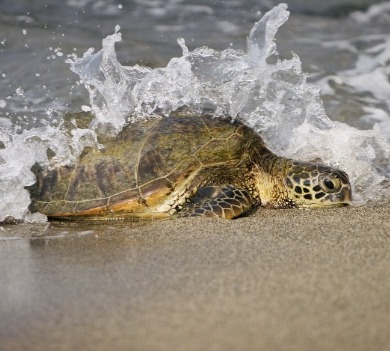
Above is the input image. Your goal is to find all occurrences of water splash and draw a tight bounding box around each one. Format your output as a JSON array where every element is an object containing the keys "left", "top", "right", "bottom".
[
  {"left": 66, "top": 3, "right": 390, "bottom": 204},
  {"left": 0, "top": 118, "right": 100, "bottom": 222},
  {"left": 1, "top": 3, "right": 390, "bottom": 222}
]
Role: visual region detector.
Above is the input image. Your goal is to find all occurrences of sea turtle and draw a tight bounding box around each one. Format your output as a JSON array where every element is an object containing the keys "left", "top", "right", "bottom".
[{"left": 28, "top": 111, "right": 352, "bottom": 220}]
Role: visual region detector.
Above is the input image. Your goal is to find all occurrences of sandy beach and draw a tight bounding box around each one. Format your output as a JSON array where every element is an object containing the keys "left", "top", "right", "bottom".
[{"left": 0, "top": 204, "right": 389, "bottom": 351}]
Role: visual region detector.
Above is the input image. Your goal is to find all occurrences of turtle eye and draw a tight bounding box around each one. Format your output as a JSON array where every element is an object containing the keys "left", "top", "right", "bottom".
[
  {"left": 320, "top": 176, "right": 341, "bottom": 193},
  {"left": 323, "top": 178, "right": 334, "bottom": 190}
]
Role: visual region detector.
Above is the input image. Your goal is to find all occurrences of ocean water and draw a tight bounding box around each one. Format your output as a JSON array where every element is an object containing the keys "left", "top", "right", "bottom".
[{"left": 1, "top": 0, "right": 390, "bottom": 222}]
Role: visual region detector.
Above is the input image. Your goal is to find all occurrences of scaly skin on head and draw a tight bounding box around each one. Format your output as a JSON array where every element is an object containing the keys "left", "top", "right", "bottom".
[
  {"left": 251, "top": 152, "right": 352, "bottom": 209},
  {"left": 236, "top": 125, "right": 351, "bottom": 209},
  {"left": 284, "top": 161, "right": 352, "bottom": 208}
]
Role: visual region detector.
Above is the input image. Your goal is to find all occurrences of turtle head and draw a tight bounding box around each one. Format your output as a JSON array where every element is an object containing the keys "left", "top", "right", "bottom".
[{"left": 284, "top": 161, "right": 352, "bottom": 208}]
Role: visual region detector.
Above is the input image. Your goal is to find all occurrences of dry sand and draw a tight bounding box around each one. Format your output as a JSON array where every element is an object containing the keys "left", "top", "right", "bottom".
[{"left": 0, "top": 204, "right": 389, "bottom": 351}]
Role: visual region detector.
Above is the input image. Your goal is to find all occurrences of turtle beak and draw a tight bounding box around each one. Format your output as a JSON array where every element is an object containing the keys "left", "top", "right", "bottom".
[
  {"left": 338, "top": 170, "right": 352, "bottom": 203},
  {"left": 329, "top": 183, "right": 352, "bottom": 206},
  {"left": 340, "top": 185, "right": 352, "bottom": 204}
]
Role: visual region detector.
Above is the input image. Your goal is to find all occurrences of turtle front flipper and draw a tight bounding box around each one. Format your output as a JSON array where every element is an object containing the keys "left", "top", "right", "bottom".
[{"left": 177, "top": 186, "right": 254, "bottom": 219}]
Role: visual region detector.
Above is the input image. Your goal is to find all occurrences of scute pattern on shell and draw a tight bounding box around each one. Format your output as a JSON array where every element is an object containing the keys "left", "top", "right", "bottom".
[{"left": 28, "top": 113, "right": 262, "bottom": 219}]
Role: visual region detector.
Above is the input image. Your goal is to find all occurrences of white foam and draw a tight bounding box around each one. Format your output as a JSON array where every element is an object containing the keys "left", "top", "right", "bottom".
[
  {"left": 0, "top": 121, "right": 100, "bottom": 222},
  {"left": 350, "top": 2, "right": 390, "bottom": 24},
  {"left": 317, "top": 30, "right": 390, "bottom": 141},
  {"left": 66, "top": 0, "right": 123, "bottom": 16}
]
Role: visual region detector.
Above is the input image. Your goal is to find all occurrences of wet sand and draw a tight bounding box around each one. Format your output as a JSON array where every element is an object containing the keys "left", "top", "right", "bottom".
[{"left": 0, "top": 204, "right": 389, "bottom": 351}]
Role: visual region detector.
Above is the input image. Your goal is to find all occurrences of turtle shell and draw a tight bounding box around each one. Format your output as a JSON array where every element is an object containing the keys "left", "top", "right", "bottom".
[{"left": 28, "top": 113, "right": 266, "bottom": 219}]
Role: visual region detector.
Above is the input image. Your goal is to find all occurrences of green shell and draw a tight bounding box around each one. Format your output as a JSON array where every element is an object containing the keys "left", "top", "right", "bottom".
[{"left": 28, "top": 112, "right": 266, "bottom": 219}]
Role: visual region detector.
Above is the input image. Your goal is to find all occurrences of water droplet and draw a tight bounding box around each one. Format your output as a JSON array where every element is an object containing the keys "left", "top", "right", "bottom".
[
  {"left": 81, "top": 105, "right": 91, "bottom": 112},
  {"left": 177, "top": 37, "right": 188, "bottom": 55},
  {"left": 15, "top": 87, "right": 24, "bottom": 96}
]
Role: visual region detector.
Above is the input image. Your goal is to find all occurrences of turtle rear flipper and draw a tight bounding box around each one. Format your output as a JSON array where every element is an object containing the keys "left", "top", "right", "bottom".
[{"left": 177, "top": 186, "right": 254, "bottom": 219}]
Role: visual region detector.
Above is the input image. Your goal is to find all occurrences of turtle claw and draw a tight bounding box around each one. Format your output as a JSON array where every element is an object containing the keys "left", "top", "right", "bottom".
[{"left": 177, "top": 185, "right": 254, "bottom": 219}]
